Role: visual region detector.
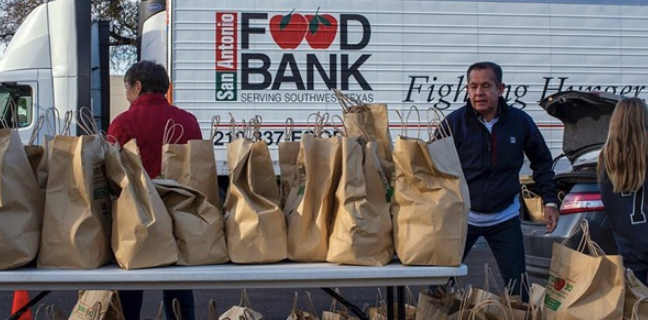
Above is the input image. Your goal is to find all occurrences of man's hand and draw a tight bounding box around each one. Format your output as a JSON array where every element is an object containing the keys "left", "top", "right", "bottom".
[{"left": 544, "top": 206, "right": 559, "bottom": 233}]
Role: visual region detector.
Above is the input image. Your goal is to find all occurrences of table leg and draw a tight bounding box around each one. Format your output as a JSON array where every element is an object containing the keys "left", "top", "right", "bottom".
[
  {"left": 397, "top": 286, "right": 405, "bottom": 320},
  {"left": 386, "top": 286, "right": 394, "bottom": 320},
  {"left": 321, "top": 288, "right": 369, "bottom": 320}
]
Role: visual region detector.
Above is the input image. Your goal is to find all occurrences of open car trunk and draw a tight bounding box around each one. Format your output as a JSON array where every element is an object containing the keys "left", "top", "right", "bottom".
[
  {"left": 540, "top": 91, "right": 622, "bottom": 188},
  {"left": 540, "top": 91, "right": 621, "bottom": 164}
]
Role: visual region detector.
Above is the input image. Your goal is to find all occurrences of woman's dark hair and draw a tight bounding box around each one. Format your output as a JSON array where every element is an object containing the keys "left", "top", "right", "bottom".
[
  {"left": 124, "top": 60, "right": 170, "bottom": 94},
  {"left": 467, "top": 61, "right": 503, "bottom": 85}
]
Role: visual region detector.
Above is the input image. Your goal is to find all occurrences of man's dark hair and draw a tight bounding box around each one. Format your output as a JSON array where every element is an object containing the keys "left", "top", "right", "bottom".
[
  {"left": 124, "top": 60, "right": 170, "bottom": 94},
  {"left": 467, "top": 61, "right": 503, "bottom": 85}
]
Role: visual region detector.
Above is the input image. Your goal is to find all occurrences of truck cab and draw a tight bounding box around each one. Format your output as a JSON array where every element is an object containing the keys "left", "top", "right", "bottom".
[{"left": 0, "top": 0, "right": 109, "bottom": 142}]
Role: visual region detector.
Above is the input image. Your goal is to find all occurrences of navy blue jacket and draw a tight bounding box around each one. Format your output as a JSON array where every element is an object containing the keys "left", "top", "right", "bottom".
[
  {"left": 444, "top": 98, "right": 558, "bottom": 213},
  {"left": 599, "top": 169, "right": 648, "bottom": 272}
]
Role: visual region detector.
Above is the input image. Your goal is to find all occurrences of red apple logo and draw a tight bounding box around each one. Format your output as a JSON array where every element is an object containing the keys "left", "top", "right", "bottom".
[
  {"left": 270, "top": 9, "right": 307, "bottom": 49},
  {"left": 305, "top": 8, "right": 338, "bottom": 49},
  {"left": 553, "top": 277, "right": 566, "bottom": 291}
]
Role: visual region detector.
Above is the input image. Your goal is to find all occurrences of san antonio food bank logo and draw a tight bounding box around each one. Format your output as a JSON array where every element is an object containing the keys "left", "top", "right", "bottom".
[
  {"left": 215, "top": 9, "right": 372, "bottom": 102},
  {"left": 270, "top": 8, "right": 337, "bottom": 49}
]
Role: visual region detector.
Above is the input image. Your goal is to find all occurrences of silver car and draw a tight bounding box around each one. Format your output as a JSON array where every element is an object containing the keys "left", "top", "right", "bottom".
[{"left": 521, "top": 91, "right": 621, "bottom": 277}]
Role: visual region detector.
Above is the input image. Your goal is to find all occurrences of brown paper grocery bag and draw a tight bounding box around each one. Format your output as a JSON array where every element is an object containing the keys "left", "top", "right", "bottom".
[
  {"left": 279, "top": 118, "right": 301, "bottom": 209},
  {"left": 450, "top": 287, "right": 480, "bottom": 320},
  {"left": 24, "top": 115, "right": 46, "bottom": 182},
  {"left": 161, "top": 116, "right": 221, "bottom": 209},
  {"left": 105, "top": 139, "right": 178, "bottom": 269},
  {"left": 286, "top": 292, "right": 319, "bottom": 320},
  {"left": 335, "top": 90, "right": 393, "bottom": 170},
  {"left": 459, "top": 265, "right": 502, "bottom": 310},
  {"left": 223, "top": 117, "right": 287, "bottom": 264},
  {"left": 33, "top": 108, "right": 70, "bottom": 194},
  {"left": 38, "top": 133, "right": 113, "bottom": 269},
  {"left": 326, "top": 135, "right": 393, "bottom": 266},
  {"left": 543, "top": 221, "right": 624, "bottom": 320},
  {"left": 0, "top": 128, "right": 43, "bottom": 270},
  {"left": 415, "top": 287, "right": 463, "bottom": 320},
  {"left": 416, "top": 291, "right": 448, "bottom": 320},
  {"left": 219, "top": 290, "right": 264, "bottom": 320},
  {"left": 496, "top": 287, "right": 539, "bottom": 320},
  {"left": 625, "top": 269, "right": 648, "bottom": 320},
  {"left": 153, "top": 179, "right": 229, "bottom": 266},
  {"left": 285, "top": 116, "right": 342, "bottom": 262},
  {"left": 521, "top": 185, "right": 544, "bottom": 222},
  {"left": 321, "top": 289, "right": 360, "bottom": 320},
  {"left": 24, "top": 144, "right": 45, "bottom": 183},
  {"left": 501, "top": 274, "right": 543, "bottom": 320},
  {"left": 368, "top": 288, "right": 417, "bottom": 320},
  {"left": 68, "top": 290, "right": 124, "bottom": 320},
  {"left": 391, "top": 110, "right": 469, "bottom": 266}
]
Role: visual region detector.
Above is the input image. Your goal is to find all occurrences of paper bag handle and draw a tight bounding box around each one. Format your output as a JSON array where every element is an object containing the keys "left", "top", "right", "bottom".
[
  {"left": 45, "top": 304, "right": 67, "bottom": 320},
  {"left": 306, "top": 112, "right": 321, "bottom": 137},
  {"left": 163, "top": 119, "right": 185, "bottom": 145},
  {"left": 77, "top": 107, "right": 100, "bottom": 135},
  {"left": 210, "top": 115, "right": 221, "bottom": 142},
  {"left": 239, "top": 289, "right": 253, "bottom": 308},
  {"left": 333, "top": 89, "right": 366, "bottom": 114},
  {"left": 426, "top": 108, "right": 453, "bottom": 142},
  {"left": 315, "top": 112, "right": 330, "bottom": 138},
  {"left": 483, "top": 263, "right": 502, "bottom": 295},
  {"left": 561, "top": 220, "right": 605, "bottom": 256},
  {"left": 155, "top": 301, "right": 164, "bottom": 320},
  {"left": 60, "top": 110, "right": 74, "bottom": 136},
  {"left": 395, "top": 106, "right": 421, "bottom": 139},
  {"left": 251, "top": 115, "right": 263, "bottom": 142},
  {"left": 305, "top": 291, "right": 317, "bottom": 317},
  {"left": 208, "top": 300, "right": 218, "bottom": 320},
  {"left": 28, "top": 115, "right": 45, "bottom": 145},
  {"left": 632, "top": 297, "right": 648, "bottom": 320},
  {"left": 469, "top": 299, "right": 511, "bottom": 320},
  {"left": 331, "top": 115, "right": 347, "bottom": 137},
  {"left": 284, "top": 118, "right": 295, "bottom": 142},
  {"left": 291, "top": 292, "right": 299, "bottom": 312},
  {"left": 328, "top": 288, "right": 348, "bottom": 313},
  {"left": 521, "top": 185, "right": 540, "bottom": 199},
  {"left": 172, "top": 298, "right": 182, "bottom": 320},
  {"left": 45, "top": 107, "right": 60, "bottom": 136}
]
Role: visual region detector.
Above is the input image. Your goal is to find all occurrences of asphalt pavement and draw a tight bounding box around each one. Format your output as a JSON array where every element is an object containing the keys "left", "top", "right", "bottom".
[{"left": 0, "top": 240, "right": 548, "bottom": 320}]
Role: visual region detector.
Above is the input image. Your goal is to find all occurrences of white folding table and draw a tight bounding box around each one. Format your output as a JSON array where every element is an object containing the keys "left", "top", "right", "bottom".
[{"left": 1, "top": 261, "right": 468, "bottom": 320}]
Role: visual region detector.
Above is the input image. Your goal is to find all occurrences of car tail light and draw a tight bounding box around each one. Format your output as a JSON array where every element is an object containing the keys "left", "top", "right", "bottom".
[{"left": 560, "top": 192, "right": 605, "bottom": 214}]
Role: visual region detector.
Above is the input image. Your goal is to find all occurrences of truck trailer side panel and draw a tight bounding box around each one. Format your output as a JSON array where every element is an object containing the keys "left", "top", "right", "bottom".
[{"left": 168, "top": 0, "right": 648, "bottom": 173}]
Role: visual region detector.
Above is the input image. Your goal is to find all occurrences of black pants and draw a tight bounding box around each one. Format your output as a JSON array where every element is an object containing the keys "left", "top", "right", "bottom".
[
  {"left": 119, "top": 290, "right": 195, "bottom": 320},
  {"left": 464, "top": 217, "right": 527, "bottom": 299}
]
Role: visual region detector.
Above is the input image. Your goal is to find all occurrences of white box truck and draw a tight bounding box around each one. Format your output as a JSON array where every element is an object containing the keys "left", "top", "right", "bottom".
[
  {"left": 155, "top": 0, "right": 648, "bottom": 173},
  {"left": 3, "top": 0, "right": 648, "bottom": 175}
]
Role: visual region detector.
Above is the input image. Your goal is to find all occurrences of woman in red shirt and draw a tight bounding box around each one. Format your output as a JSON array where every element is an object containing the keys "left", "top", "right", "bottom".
[{"left": 108, "top": 60, "right": 201, "bottom": 320}]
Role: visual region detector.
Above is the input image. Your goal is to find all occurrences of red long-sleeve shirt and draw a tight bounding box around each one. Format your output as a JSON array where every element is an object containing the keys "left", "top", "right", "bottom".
[{"left": 107, "top": 93, "right": 203, "bottom": 178}]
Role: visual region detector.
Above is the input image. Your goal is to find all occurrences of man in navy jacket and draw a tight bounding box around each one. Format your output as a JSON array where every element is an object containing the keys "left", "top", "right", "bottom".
[{"left": 444, "top": 61, "right": 559, "bottom": 296}]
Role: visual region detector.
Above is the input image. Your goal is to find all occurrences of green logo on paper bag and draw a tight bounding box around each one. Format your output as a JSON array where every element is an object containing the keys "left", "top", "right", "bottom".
[
  {"left": 548, "top": 274, "right": 574, "bottom": 294},
  {"left": 544, "top": 294, "right": 562, "bottom": 311}
]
